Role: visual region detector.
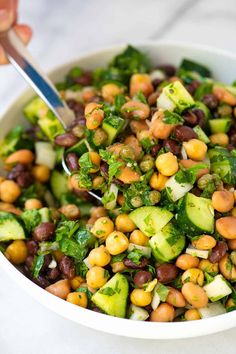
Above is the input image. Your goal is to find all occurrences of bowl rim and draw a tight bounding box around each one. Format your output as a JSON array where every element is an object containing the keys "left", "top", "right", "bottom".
[{"left": 1, "top": 40, "right": 236, "bottom": 340}]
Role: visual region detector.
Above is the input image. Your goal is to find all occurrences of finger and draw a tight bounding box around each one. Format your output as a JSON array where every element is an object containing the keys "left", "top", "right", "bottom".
[
  {"left": 0, "top": 45, "right": 9, "bottom": 64},
  {"left": 14, "top": 24, "right": 32, "bottom": 44},
  {"left": 0, "top": 0, "right": 16, "bottom": 31}
]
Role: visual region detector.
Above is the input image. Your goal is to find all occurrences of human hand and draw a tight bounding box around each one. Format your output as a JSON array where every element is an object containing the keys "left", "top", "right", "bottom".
[{"left": 0, "top": 0, "right": 32, "bottom": 64}]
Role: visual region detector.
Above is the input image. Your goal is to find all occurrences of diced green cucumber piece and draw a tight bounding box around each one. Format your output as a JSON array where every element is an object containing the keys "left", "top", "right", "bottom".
[
  {"left": 0, "top": 211, "right": 25, "bottom": 242},
  {"left": 203, "top": 275, "right": 232, "bottom": 302},
  {"left": 157, "top": 81, "right": 195, "bottom": 113},
  {"left": 67, "top": 138, "right": 91, "bottom": 156},
  {"left": 149, "top": 222, "right": 185, "bottom": 263},
  {"left": 208, "top": 147, "right": 236, "bottom": 185},
  {"left": 176, "top": 193, "right": 214, "bottom": 236},
  {"left": 165, "top": 175, "right": 193, "bottom": 202},
  {"left": 193, "top": 125, "right": 210, "bottom": 143},
  {"left": 129, "top": 206, "right": 173, "bottom": 237},
  {"left": 50, "top": 171, "right": 68, "bottom": 200},
  {"left": 198, "top": 302, "right": 226, "bottom": 319},
  {"left": 129, "top": 304, "right": 149, "bottom": 321},
  {"left": 128, "top": 243, "right": 151, "bottom": 258},
  {"left": 91, "top": 273, "right": 129, "bottom": 318},
  {"left": 102, "top": 115, "right": 125, "bottom": 145},
  {"left": 186, "top": 246, "right": 209, "bottom": 259},
  {"left": 35, "top": 142, "right": 57, "bottom": 170},
  {"left": 24, "top": 97, "right": 64, "bottom": 139},
  {"left": 39, "top": 207, "right": 51, "bottom": 222},
  {"left": 209, "top": 118, "right": 231, "bottom": 134},
  {"left": 179, "top": 59, "right": 211, "bottom": 78}
]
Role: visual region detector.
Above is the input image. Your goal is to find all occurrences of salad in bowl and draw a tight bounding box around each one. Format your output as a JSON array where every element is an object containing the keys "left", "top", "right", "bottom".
[{"left": 0, "top": 44, "right": 236, "bottom": 325}]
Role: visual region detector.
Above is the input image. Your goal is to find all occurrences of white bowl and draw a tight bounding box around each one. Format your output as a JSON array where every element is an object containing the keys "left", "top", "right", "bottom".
[{"left": 1, "top": 41, "right": 236, "bottom": 339}]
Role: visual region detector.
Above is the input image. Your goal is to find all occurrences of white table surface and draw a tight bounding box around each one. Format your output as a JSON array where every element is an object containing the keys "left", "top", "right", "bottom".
[{"left": 1, "top": 0, "right": 236, "bottom": 353}]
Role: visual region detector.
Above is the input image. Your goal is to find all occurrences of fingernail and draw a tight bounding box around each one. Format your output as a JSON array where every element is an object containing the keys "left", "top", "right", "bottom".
[{"left": 0, "top": 9, "right": 12, "bottom": 31}]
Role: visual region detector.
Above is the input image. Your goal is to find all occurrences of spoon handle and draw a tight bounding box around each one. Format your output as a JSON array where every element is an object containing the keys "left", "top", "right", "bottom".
[{"left": 0, "top": 29, "right": 75, "bottom": 128}]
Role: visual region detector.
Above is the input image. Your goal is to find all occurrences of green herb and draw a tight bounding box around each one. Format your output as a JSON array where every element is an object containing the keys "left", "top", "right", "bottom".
[
  {"left": 133, "top": 91, "right": 147, "bottom": 104},
  {"left": 155, "top": 283, "right": 169, "bottom": 302},
  {"left": 102, "top": 191, "right": 115, "bottom": 207},
  {"left": 99, "top": 287, "right": 116, "bottom": 296},
  {"left": 111, "top": 253, "right": 127, "bottom": 264},
  {"left": 175, "top": 164, "right": 207, "bottom": 185},
  {"left": 127, "top": 249, "right": 143, "bottom": 265},
  {"left": 17, "top": 183, "right": 46, "bottom": 207},
  {"left": 163, "top": 110, "right": 184, "bottom": 125},
  {"left": 114, "top": 94, "right": 127, "bottom": 113},
  {"left": 99, "top": 149, "right": 122, "bottom": 182},
  {"left": 76, "top": 286, "right": 93, "bottom": 300},
  {"left": 194, "top": 82, "right": 213, "bottom": 101},
  {"left": 204, "top": 272, "right": 214, "bottom": 285},
  {"left": 76, "top": 262, "right": 89, "bottom": 278},
  {"left": 21, "top": 209, "right": 42, "bottom": 233},
  {"left": 0, "top": 125, "right": 34, "bottom": 157},
  {"left": 32, "top": 255, "right": 44, "bottom": 278}
]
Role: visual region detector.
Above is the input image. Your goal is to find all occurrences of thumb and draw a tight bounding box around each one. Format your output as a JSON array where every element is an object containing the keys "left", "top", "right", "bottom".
[{"left": 0, "top": 8, "right": 14, "bottom": 31}]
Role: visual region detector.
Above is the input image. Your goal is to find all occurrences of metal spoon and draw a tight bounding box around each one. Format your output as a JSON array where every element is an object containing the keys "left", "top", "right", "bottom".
[{"left": 0, "top": 28, "right": 101, "bottom": 201}]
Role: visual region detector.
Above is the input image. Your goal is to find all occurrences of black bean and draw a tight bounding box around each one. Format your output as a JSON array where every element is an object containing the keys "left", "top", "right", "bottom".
[
  {"left": 134, "top": 271, "right": 152, "bottom": 287},
  {"left": 7, "top": 163, "right": 26, "bottom": 180},
  {"left": 185, "top": 80, "right": 200, "bottom": 95},
  {"left": 33, "top": 222, "right": 56, "bottom": 242},
  {"left": 74, "top": 71, "right": 92, "bottom": 86},
  {"left": 47, "top": 267, "right": 60, "bottom": 281},
  {"left": 25, "top": 255, "right": 34, "bottom": 270},
  {"left": 163, "top": 139, "right": 181, "bottom": 155},
  {"left": 174, "top": 125, "right": 197, "bottom": 142},
  {"left": 66, "top": 99, "right": 84, "bottom": 116},
  {"left": 183, "top": 110, "right": 199, "bottom": 126},
  {"left": 41, "top": 254, "right": 53, "bottom": 272},
  {"left": 157, "top": 64, "right": 176, "bottom": 77},
  {"left": 191, "top": 187, "right": 202, "bottom": 197},
  {"left": 59, "top": 256, "right": 76, "bottom": 279},
  {"left": 66, "top": 152, "right": 79, "bottom": 171},
  {"left": 151, "top": 79, "right": 163, "bottom": 89},
  {"left": 156, "top": 263, "right": 178, "bottom": 283},
  {"left": 16, "top": 171, "right": 34, "bottom": 188},
  {"left": 54, "top": 133, "right": 78, "bottom": 147},
  {"left": 191, "top": 108, "right": 205, "bottom": 127},
  {"left": 203, "top": 94, "right": 218, "bottom": 110},
  {"left": 123, "top": 258, "right": 149, "bottom": 269},
  {"left": 150, "top": 144, "right": 162, "bottom": 158},
  {"left": 32, "top": 275, "right": 50, "bottom": 289},
  {"left": 209, "top": 241, "right": 228, "bottom": 263},
  {"left": 26, "top": 240, "right": 38, "bottom": 256}
]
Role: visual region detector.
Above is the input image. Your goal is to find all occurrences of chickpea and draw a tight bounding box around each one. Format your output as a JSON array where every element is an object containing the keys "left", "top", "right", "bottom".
[
  {"left": 181, "top": 268, "right": 204, "bottom": 286},
  {"left": 130, "top": 196, "right": 143, "bottom": 208},
  {"left": 213, "top": 86, "right": 236, "bottom": 106},
  {"left": 111, "top": 261, "right": 127, "bottom": 273},
  {"left": 70, "top": 276, "right": 84, "bottom": 290},
  {"left": 121, "top": 100, "right": 150, "bottom": 120},
  {"left": 184, "top": 309, "right": 201, "bottom": 321},
  {"left": 101, "top": 83, "right": 123, "bottom": 103},
  {"left": 32, "top": 165, "right": 50, "bottom": 183},
  {"left": 209, "top": 133, "right": 229, "bottom": 146},
  {"left": 129, "top": 230, "right": 149, "bottom": 246},
  {"left": 231, "top": 207, "right": 236, "bottom": 218},
  {"left": 93, "top": 128, "right": 108, "bottom": 146},
  {"left": 84, "top": 102, "right": 102, "bottom": 115},
  {"left": 181, "top": 282, "right": 208, "bottom": 308},
  {"left": 150, "top": 110, "right": 174, "bottom": 140},
  {"left": 183, "top": 139, "right": 207, "bottom": 161},
  {"left": 86, "top": 266, "right": 109, "bottom": 289},
  {"left": 117, "top": 194, "right": 125, "bottom": 206},
  {"left": 25, "top": 198, "right": 43, "bottom": 210},
  {"left": 118, "top": 166, "right": 140, "bottom": 184},
  {"left": 88, "top": 246, "right": 111, "bottom": 267},
  {"left": 155, "top": 152, "right": 178, "bottom": 176},
  {"left": 176, "top": 254, "right": 199, "bottom": 270},
  {"left": 0, "top": 202, "right": 21, "bottom": 216},
  {"left": 139, "top": 155, "right": 155, "bottom": 173},
  {"left": 92, "top": 176, "right": 105, "bottom": 189},
  {"left": 130, "top": 120, "right": 148, "bottom": 134},
  {"left": 226, "top": 298, "right": 235, "bottom": 309},
  {"left": 115, "top": 214, "right": 136, "bottom": 233},
  {"left": 150, "top": 303, "right": 175, "bottom": 322},
  {"left": 150, "top": 172, "right": 168, "bottom": 191},
  {"left": 166, "top": 287, "right": 186, "bottom": 307},
  {"left": 228, "top": 239, "right": 236, "bottom": 250},
  {"left": 192, "top": 235, "right": 217, "bottom": 250},
  {"left": 212, "top": 190, "right": 234, "bottom": 213},
  {"left": 199, "top": 259, "right": 219, "bottom": 275},
  {"left": 216, "top": 216, "right": 236, "bottom": 239},
  {"left": 120, "top": 145, "right": 136, "bottom": 161},
  {"left": 91, "top": 217, "right": 114, "bottom": 239},
  {"left": 46, "top": 279, "right": 71, "bottom": 299},
  {"left": 105, "top": 231, "right": 129, "bottom": 255},
  {"left": 0, "top": 180, "right": 21, "bottom": 203},
  {"left": 219, "top": 254, "right": 236, "bottom": 281},
  {"left": 59, "top": 204, "right": 80, "bottom": 220},
  {"left": 130, "top": 288, "right": 152, "bottom": 307},
  {"left": 91, "top": 206, "right": 107, "bottom": 219},
  {"left": 87, "top": 152, "right": 101, "bottom": 173},
  {"left": 5, "top": 149, "right": 34, "bottom": 165},
  {"left": 86, "top": 108, "right": 104, "bottom": 130},
  {"left": 66, "top": 291, "right": 88, "bottom": 308},
  {"left": 130, "top": 73, "right": 154, "bottom": 98},
  {"left": 5, "top": 240, "right": 28, "bottom": 265}
]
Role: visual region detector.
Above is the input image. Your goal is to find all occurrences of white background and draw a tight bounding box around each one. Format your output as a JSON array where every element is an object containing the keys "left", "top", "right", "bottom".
[{"left": 1, "top": 0, "right": 236, "bottom": 353}]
